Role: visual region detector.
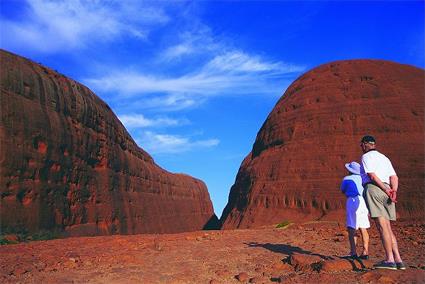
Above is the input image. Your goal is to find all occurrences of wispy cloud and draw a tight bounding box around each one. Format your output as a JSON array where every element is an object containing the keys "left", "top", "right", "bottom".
[
  {"left": 130, "top": 94, "right": 204, "bottom": 112},
  {"left": 162, "top": 43, "right": 194, "bottom": 61},
  {"left": 159, "top": 26, "right": 218, "bottom": 62},
  {"left": 85, "top": 50, "right": 304, "bottom": 110},
  {"left": 204, "top": 51, "right": 302, "bottom": 74},
  {"left": 136, "top": 131, "right": 219, "bottom": 154},
  {"left": 0, "top": 0, "right": 169, "bottom": 53},
  {"left": 118, "top": 114, "right": 188, "bottom": 129}
]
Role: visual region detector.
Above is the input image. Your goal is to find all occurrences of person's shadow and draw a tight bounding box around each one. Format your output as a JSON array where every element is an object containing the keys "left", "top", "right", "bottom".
[
  {"left": 246, "top": 242, "right": 369, "bottom": 270},
  {"left": 245, "top": 242, "right": 330, "bottom": 260}
]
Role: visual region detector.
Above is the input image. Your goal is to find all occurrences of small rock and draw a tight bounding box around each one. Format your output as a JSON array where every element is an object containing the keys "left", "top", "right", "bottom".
[
  {"left": 271, "top": 261, "right": 292, "bottom": 271},
  {"left": 84, "top": 260, "right": 93, "bottom": 266},
  {"left": 236, "top": 272, "right": 249, "bottom": 282},
  {"left": 277, "top": 272, "right": 296, "bottom": 283},
  {"left": 13, "top": 267, "right": 28, "bottom": 276},
  {"left": 215, "top": 269, "right": 230, "bottom": 277},
  {"left": 63, "top": 259, "right": 78, "bottom": 269},
  {"left": 209, "top": 280, "right": 220, "bottom": 284},
  {"left": 377, "top": 275, "right": 396, "bottom": 283},
  {"left": 355, "top": 259, "right": 373, "bottom": 270},
  {"left": 319, "top": 259, "right": 353, "bottom": 272},
  {"left": 289, "top": 253, "right": 323, "bottom": 272},
  {"left": 153, "top": 240, "right": 163, "bottom": 251},
  {"left": 249, "top": 276, "right": 268, "bottom": 283},
  {"left": 4, "top": 234, "right": 19, "bottom": 243},
  {"left": 34, "top": 261, "right": 47, "bottom": 272},
  {"left": 360, "top": 271, "right": 376, "bottom": 282}
]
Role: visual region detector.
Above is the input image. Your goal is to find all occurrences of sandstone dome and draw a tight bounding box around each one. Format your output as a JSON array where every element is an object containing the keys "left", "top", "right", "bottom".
[
  {"left": 0, "top": 49, "right": 216, "bottom": 236},
  {"left": 221, "top": 59, "right": 424, "bottom": 229}
]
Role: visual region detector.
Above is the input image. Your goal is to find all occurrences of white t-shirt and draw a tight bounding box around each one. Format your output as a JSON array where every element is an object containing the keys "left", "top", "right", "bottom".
[{"left": 361, "top": 150, "right": 397, "bottom": 184}]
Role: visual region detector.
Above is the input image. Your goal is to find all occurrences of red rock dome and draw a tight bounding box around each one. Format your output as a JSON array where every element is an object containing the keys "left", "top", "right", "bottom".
[
  {"left": 0, "top": 49, "right": 216, "bottom": 236},
  {"left": 221, "top": 59, "right": 424, "bottom": 229}
]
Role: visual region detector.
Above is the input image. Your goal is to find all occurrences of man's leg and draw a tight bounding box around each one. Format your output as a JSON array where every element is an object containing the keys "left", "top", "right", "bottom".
[
  {"left": 359, "top": 227, "right": 369, "bottom": 256},
  {"left": 347, "top": 227, "right": 357, "bottom": 256},
  {"left": 386, "top": 221, "right": 402, "bottom": 263},
  {"left": 374, "top": 217, "right": 394, "bottom": 262}
]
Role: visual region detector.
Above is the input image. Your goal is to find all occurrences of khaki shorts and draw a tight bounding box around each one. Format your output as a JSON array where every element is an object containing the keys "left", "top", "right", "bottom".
[{"left": 364, "top": 183, "right": 396, "bottom": 221}]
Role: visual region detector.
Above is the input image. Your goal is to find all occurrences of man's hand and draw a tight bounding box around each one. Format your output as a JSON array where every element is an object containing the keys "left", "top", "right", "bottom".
[
  {"left": 389, "top": 189, "right": 397, "bottom": 203},
  {"left": 385, "top": 188, "right": 397, "bottom": 203},
  {"left": 368, "top": 172, "right": 397, "bottom": 203}
]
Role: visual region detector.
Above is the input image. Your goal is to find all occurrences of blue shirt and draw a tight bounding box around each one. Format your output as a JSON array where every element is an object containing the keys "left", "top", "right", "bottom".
[{"left": 340, "top": 174, "right": 364, "bottom": 198}]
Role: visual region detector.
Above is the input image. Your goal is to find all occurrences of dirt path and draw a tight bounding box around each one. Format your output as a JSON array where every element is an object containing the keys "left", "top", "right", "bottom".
[{"left": 1, "top": 221, "right": 424, "bottom": 283}]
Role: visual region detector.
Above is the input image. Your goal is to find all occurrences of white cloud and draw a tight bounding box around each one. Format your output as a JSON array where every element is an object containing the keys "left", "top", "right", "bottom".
[
  {"left": 86, "top": 51, "right": 303, "bottom": 94},
  {"left": 87, "top": 71, "right": 236, "bottom": 95},
  {"left": 0, "top": 0, "right": 169, "bottom": 52},
  {"left": 204, "top": 51, "right": 303, "bottom": 74},
  {"left": 136, "top": 131, "right": 219, "bottom": 154},
  {"left": 137, "top": 94, "right": 203, "bottom": 112},
  {"left": 118, "top": 114, "right": 188, "bottom": 128},
  {"left": 162, "top": 43, "right": 193, "bottom": 61},
  {"left": 85, "top": 50, "right": 304, "bottom": 110},
  {"left": 159, "top": 26, "right": 218, "bottom": 61}
]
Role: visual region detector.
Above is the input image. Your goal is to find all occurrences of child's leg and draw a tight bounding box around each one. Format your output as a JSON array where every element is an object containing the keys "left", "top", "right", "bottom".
[
  {"left": 359, "top": 227, "right": 369, "bottom": 256},
  {"left": 347, "top": 227, "right": 357, "bottom": 256}
]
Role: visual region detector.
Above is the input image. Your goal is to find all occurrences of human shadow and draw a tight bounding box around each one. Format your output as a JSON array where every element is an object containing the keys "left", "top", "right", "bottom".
[
  {"left": 246, "top": 242, "right": 370, "bottom": 271},
  {"left": 245, "top": 242, "right": 331, "bottom": 260}
]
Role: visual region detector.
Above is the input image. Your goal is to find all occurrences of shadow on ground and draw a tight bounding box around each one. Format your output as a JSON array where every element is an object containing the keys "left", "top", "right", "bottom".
[{"left": 245, "top": 242, "right": 331, "bottom": 260}]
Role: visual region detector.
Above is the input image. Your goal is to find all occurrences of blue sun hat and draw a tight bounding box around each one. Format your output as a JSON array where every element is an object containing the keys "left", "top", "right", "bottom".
[{"left": 345, "top": 161, "right": 361, "bottom": 175}]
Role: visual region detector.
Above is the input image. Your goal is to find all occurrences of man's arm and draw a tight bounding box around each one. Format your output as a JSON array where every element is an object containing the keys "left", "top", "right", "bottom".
[
  {"left": 367, "top": 172, "right": 388, "bottom": 192},
  {"left": 389, "top": 175, "right": 398, "bottom": 192}
]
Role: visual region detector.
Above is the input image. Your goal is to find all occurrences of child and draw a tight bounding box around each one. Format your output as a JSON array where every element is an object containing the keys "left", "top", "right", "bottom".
[{"left": 340, "top": 161, "right": 370, "bottom": 259}]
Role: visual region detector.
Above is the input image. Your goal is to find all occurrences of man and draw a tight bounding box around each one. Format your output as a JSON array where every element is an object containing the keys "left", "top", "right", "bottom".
[{"left": 360, "top": 135, "right": 405, "bottom": 270}]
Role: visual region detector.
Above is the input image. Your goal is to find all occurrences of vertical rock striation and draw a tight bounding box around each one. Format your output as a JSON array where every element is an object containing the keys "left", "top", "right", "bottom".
[
  {"left": 0, "top": 49, "right": 215, "bottom": 236},
  {"left": 221, "top": 59, "right": 424, "bottom": 229}
]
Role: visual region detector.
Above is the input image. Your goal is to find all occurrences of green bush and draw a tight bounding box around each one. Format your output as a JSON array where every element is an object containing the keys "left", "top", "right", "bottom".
[
  {"left": 0, "top": 236, "right": 18, "bottom": 245},
  {"left": 276, "top": 220, "right": 291, "bottom": 229},
  {"left": 31, "top": 230, "right": 60, "bottom": 241},
  {"left": 0, "top": 228, "right": 61, "bottom": 245}
]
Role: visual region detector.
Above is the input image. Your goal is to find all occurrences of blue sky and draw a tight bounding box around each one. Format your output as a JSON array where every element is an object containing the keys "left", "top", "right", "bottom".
[{"left": 1, "top": 1, "right": 424, "bottom": 217}]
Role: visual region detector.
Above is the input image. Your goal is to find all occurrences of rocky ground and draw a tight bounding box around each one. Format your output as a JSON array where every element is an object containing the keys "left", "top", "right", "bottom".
[{"left": 1, "top": 221, "right": 424, "bottom": 283}]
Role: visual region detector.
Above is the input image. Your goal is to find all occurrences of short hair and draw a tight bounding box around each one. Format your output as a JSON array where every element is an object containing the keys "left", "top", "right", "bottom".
[{"left": 361, "top": 135, "right": 376, "bottom": 144}]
